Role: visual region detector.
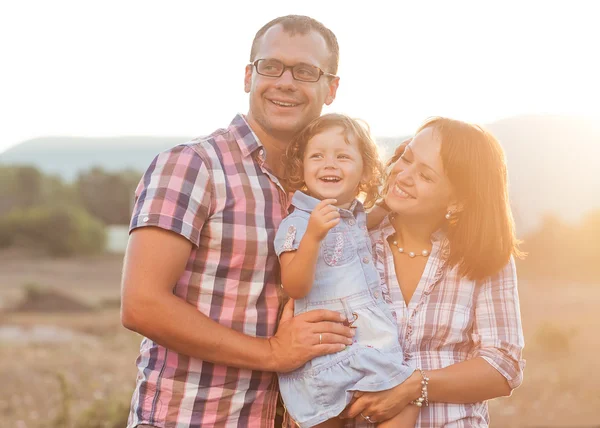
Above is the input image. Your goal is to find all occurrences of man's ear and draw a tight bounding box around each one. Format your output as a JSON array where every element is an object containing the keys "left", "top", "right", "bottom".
[
  {"left": 244, "top": 64, "right": 253, "bottom": 93},
  {"left": 324, "top": 76, "right": 340, "bottom": 106}
]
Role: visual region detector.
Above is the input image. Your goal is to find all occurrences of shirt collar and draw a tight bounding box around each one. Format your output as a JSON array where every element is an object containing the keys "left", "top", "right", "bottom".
[
  {"left": 291, "top": 191, "right": 364, "bottom": 217},
  {"left": 229, "top": 113, "right": 265, "bottom": 158}
]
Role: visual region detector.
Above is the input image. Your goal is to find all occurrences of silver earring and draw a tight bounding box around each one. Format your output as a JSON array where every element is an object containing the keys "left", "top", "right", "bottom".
[{"left": 445, "top": 211, "right": 452, "bottom": 220}]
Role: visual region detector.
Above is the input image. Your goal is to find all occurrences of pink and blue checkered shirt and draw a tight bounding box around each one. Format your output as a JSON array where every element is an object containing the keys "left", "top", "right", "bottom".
[{"left": 127, "top": 114, "right": 288, "bottom": 428}]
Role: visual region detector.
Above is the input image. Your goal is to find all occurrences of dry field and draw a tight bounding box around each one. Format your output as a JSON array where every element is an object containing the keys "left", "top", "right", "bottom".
[{"left": 0, "top": 249, "right": 598, "bottom": 428}]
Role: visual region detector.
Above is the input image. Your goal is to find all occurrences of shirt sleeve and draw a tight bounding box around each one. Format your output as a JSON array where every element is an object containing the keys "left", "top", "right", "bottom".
[
  {"left": 470, "top": 256, "right": 526, "bottom": 390},
  {"left": 129, "top": 144, "right": 213, "bottom": 247},
  {"left": 273, "top": 213, "right": 309, "bottom": 257}
]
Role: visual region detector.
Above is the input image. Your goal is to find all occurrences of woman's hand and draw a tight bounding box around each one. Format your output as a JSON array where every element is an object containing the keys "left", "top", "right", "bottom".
[{"left": 340, "top": 374, "right": 420, "bottom": 423}]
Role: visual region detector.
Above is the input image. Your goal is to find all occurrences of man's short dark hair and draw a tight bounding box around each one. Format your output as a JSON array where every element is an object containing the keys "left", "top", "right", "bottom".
[{"left": 250, "top": 15, "right": 339, "bottom": 75}]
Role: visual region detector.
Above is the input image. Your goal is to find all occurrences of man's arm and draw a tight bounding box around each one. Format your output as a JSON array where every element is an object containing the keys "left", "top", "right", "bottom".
[{"left": 121, "top": 226, "right": 354, "bottom": 373}]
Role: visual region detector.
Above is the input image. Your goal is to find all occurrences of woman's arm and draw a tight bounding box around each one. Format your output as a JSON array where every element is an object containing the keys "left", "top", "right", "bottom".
[
  {"left": 342, "top": 258, "right": 525, "bottom": 421},
  {"left": 426, "top": 356, "right": 512, "bottom": 402},
  {"left": 342, "top": 355, "right": 513, "bottom": 423},
  {"left": 366, "top": 202, "right": 389, "bottom": 230}
]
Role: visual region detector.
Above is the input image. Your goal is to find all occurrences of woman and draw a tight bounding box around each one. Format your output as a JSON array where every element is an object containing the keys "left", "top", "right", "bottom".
[{"left": 343, "top": 117, "right": 525, "bottom": 427}]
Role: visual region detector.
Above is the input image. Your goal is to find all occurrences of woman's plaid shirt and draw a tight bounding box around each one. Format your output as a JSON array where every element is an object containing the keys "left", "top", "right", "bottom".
[{"left": 347, "top": 218, "right": 525, "bottom": 428}]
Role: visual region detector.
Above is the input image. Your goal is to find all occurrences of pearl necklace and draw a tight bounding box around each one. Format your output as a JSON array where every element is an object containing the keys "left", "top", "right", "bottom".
[{"left": 390, "top": 234, "right": 430, "bottom": 258}]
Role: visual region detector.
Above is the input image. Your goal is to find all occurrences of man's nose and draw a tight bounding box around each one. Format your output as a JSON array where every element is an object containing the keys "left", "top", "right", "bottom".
[{"left": 274, "top": 69, "right": 298, "bottom": 90}]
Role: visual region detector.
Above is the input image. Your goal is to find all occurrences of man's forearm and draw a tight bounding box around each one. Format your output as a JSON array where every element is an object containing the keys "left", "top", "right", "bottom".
[
  {"left": 426, "top": 357, "right": 512, "bottom": 403},
  {"left": 122, "top": 292, "right": 276, "bottom": 372}
]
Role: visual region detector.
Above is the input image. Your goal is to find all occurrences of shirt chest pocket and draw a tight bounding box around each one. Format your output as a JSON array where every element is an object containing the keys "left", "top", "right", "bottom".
[
  {"left": 321, "top": 230, "right": 356, "bottom": 266},
  {"left": 419, "top": 302, "right": 475, "bottom": 350}
]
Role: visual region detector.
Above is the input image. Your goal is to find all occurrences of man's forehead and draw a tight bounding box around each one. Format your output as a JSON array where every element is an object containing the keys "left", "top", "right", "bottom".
[{"left": 255, "top": 25, "right": 330, "bottom": 67}]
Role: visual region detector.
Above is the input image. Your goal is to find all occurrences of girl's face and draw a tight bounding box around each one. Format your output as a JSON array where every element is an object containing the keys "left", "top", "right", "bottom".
[
  {"left": 303, "top": 126, "right": 365, "bottom": 208},
  {"left": 385, "top": 127, "right": 455, "bottom": 221}
]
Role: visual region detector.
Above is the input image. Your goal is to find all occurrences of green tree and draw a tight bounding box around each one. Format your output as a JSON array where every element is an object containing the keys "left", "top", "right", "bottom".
[{"left": 76, "top": 167, "right": 139, "bottom": 225}]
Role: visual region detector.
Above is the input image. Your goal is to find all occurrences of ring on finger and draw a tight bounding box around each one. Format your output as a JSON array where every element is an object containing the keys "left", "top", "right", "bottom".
[
  {"left": 360, "top": 413, "right": 374, "bottom": 423},
  {"left": 319, "top": 333, "right": 322, "bottom": 345}
]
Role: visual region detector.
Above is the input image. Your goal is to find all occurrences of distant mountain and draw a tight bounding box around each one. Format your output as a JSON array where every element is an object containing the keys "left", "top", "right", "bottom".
[
  {"left": 0, "top": 136, "right": 190, "bottom": 180},
  {"left": 1, "top": 115, "right": 599, "bottom": 234}
]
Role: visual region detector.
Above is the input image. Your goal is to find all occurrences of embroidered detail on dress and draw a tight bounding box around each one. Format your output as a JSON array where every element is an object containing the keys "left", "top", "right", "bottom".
[
  {"left": 324, "top": 233, "right": 344, "bottom": 265},
  {"left": 282, "top": 225, "right": 297, "bottom": 252},
  {"left": 333, "top": 233, "right": 343, "bottom": 263}
]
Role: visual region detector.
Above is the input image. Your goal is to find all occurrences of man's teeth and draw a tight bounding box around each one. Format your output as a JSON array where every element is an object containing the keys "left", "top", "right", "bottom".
[{"left": 271, "top": 100, "right": 298, "bottom": 107}]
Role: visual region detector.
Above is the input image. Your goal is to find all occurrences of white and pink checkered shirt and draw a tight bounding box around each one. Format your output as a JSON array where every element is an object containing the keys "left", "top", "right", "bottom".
[
  {"left": 348, "top": 217, "right": 525, "bottom": 428},
  {"left": 127, "top": 114, "right": 288, "bottom": 428}
]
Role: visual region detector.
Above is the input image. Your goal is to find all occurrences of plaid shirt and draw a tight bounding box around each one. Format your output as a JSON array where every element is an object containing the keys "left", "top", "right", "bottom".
[
  {"left": 127, "top": 114, "right": 288, "bottom": 428},
  {"left": 348, "top": 217, "right": 525, "bottom": 428}
]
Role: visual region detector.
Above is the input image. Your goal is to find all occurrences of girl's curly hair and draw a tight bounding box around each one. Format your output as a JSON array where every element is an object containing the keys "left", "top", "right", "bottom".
[{"left": 283, "top": 113, "right": 384, "bottom": 209}]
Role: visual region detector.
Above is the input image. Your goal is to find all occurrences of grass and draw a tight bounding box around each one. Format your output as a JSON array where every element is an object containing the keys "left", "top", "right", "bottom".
[{"left": 1, "top": 251, "right": 599, "bottom": 427}]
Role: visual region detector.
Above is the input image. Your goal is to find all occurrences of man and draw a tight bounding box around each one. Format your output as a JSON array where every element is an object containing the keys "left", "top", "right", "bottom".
[{"left": 121, "top": 15, "right": 355, "bottom": 428}]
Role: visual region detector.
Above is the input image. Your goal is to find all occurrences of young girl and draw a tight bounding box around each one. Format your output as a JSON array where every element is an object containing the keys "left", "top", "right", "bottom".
[{"left": 274, "top": 114, "right": 418, "bottom": 428}]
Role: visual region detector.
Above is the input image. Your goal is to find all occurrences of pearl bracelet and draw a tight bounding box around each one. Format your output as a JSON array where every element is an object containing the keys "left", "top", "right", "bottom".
[{"left": 410, "top": 368, "right": 429, "bottom": 407}]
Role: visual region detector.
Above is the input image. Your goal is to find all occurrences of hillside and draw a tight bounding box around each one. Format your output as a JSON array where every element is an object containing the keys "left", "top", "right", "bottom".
[{"left": 1, "top": 115, "right": 599, "bottom": 233}]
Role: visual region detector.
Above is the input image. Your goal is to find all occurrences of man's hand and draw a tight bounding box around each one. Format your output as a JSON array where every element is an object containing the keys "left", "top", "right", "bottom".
[
  {"left": 305, "top": 199, "right": 340, "bottom": 242},
  {"left": 269, "top": 299, "right": 355, "bottom": 373}
]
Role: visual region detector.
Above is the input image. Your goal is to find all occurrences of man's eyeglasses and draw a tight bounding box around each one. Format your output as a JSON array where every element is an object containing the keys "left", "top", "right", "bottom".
[{"left": 250, "top": 58, "right": 336, "bottom": 83}]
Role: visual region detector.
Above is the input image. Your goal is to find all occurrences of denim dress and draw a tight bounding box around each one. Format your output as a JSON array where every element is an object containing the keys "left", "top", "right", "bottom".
[{"left": 274, "top": 191, "right": 414, "bottom": 428}]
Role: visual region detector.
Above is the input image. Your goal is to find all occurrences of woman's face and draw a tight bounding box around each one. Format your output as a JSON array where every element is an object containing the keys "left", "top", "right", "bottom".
[{"left": 384, "top": 127, "right": 455, "bottom": 221}]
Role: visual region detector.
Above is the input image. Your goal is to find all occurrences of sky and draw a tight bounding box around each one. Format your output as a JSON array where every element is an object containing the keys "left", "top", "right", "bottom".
[{"left": 1, "top": 0, "right": 599, "bottom": 154}]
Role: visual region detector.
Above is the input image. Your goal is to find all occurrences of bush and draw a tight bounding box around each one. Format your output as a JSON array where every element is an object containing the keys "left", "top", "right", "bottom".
[
  {"left": 74, "top": 396, "right": 130, "bottom": 428},
  {"left": 0, "top": 216, "right": 14, "bottom": 248},
  {"left": 2, "top": 205, "right": 106, "bottom": 256},
  {"left": 533, "top": 322, "right": 576, "bottom": 357}
]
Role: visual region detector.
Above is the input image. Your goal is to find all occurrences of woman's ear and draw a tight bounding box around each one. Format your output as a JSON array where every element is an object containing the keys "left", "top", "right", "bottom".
[{"left": 447, "top": 200, "right": 464, "bottom": 215}]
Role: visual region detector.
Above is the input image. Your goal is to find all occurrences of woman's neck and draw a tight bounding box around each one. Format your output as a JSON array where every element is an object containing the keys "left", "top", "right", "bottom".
[{"left": 390, "top": 214, "right": 441, "bottom": 248}]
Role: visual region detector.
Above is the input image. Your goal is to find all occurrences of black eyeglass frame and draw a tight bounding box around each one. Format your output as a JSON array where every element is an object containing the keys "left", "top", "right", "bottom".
[{"left": 249, "top": 58, "right": 337, "bottom": 82}]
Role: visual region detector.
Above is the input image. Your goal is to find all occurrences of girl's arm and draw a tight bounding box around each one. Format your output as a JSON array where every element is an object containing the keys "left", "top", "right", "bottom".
[
  {"left": 280, "top": 198, "right": 340, "bottom": 299},
  {"left": 279, "top": 237, "right": 321, "bottom": 299}
]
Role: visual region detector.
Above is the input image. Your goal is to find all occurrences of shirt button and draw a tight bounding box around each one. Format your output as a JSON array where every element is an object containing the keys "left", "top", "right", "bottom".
[
  {"left": 373, "top": 291, "right": 380, "bottom": 299},
  {"left": 143, "top": 216, "right": 149, "bottom": 223},
  {"left": 362, "top": 257, "right": 370, "bottom": 264},
  {"left": 348, "top": 219, "right": 356, "bottom": 226}
]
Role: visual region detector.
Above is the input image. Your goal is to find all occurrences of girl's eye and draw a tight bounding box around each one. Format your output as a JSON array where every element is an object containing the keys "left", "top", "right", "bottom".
[
  {"left": 309, "top": 153, "right": 323, "bottom": 159},
  {"left": 338, "top": 154, "right": 350, "bottom": 160},
  {"left": 400, "top": 155, "right": 412, "bottom": 164}
]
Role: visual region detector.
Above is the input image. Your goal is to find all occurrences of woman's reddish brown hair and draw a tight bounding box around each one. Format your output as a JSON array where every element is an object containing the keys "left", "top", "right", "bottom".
[{"left": 385, "top": 117, "right": 523, "bottom": 280}]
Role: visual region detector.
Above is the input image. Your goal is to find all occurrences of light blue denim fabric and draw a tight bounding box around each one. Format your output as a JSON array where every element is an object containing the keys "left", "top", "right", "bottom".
[{"left": 274, "top": 191, "right": 414, "bottom": 428}]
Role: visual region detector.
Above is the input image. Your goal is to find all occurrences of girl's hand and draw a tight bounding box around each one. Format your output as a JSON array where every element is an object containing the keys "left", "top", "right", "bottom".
[
  {"left": 339, "top": 375, "right": 418, "bottom": 424},
  {"left": 305, "top": 199, "right": 340, "bottom": 242}
]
